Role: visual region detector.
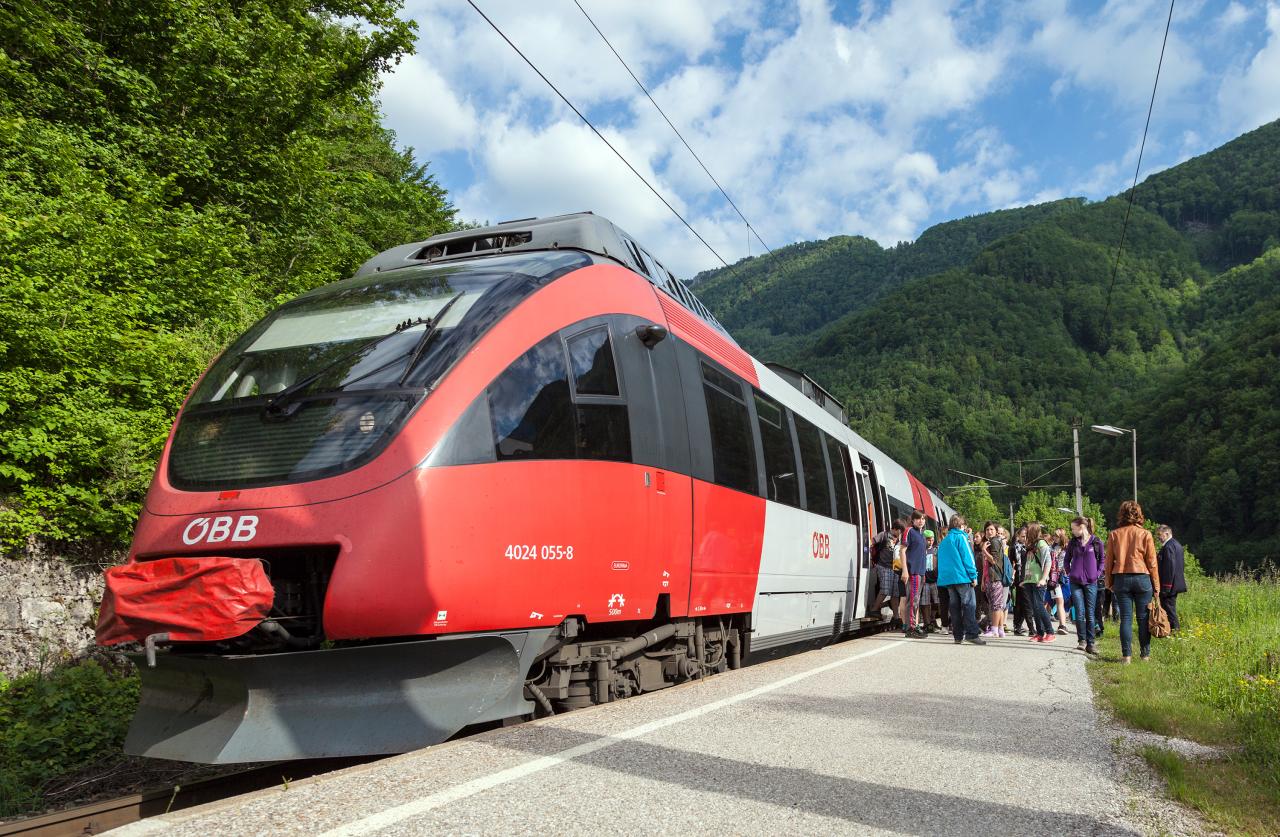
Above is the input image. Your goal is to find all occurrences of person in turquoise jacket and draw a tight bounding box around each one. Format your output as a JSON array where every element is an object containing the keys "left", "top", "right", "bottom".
[{"left": 937, "top": 515, "right": 986, "bottom": 645}]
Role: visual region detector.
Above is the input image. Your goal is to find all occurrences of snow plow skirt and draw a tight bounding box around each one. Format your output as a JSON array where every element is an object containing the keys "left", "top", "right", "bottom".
[{"left": 124, "top": 632, "right": 548, "bottom": 763}]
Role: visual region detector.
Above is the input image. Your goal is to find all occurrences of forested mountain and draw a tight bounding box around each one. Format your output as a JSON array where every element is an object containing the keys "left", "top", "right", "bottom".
[
  {"left": 692, "top": 198, "right": 1083, "bottom": 355},
  {"left": 0, "top": 0, "right": 456, "bottom": 548},
  {"left": 698, "top": 119, "right": 1280, "bottom": 572}
]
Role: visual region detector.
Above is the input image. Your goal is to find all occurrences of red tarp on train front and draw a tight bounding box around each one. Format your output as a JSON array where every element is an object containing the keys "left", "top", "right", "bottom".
[{"left": 96, "top": 557, "right": 274, "bottom": 645}]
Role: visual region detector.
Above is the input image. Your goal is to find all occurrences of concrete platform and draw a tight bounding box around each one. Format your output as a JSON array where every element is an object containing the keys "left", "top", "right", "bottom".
[{"left": 110, "top": 631, "right": 1140, "bottom": 836}]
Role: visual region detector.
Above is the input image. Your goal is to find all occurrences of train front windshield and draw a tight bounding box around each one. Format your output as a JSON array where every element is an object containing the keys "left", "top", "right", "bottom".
[{"left": 169, "top": 250, "right": 592, "bottom": 490}]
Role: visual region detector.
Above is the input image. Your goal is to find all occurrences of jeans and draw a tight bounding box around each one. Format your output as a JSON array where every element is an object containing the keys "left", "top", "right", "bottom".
[
  {"left": 1070, "top": 582, "right": 1098, "bottom": 645},
  {"left": 1160, "top": 591, "right": 1180, "bottom": 632},
  {"left": 1113, "top": 573, "right": 1154, "bottom": 658},
  {"left": 944, "top": 583, "right": 980, "bottom": 641},
  {"left": 1022, "top": 583, "right": 1054, "bottom": 636}
]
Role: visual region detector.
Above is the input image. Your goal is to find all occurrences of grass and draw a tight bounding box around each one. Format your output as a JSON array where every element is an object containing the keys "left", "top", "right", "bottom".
[{"left": 1086, "top": 565, "right": 1280, "bottom": 837}]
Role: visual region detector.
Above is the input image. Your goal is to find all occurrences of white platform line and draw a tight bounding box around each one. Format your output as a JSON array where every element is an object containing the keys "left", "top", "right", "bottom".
[{"left": 318, "top": 639, "right": 906, "bottom": 836}]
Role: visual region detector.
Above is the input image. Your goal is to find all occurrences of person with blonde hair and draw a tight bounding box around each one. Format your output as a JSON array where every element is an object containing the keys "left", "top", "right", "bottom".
[
  {"left": 1049, "top": 528, "right": 1070, "bottom": 634},
  {"left": 1104, "top": 500, "right": 1161, "bottom": 664}
]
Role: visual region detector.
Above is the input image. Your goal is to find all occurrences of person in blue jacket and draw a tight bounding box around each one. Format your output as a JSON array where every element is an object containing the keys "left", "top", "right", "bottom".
[{"left": 937, "top": 514, "right": 987, "bottom": 645}]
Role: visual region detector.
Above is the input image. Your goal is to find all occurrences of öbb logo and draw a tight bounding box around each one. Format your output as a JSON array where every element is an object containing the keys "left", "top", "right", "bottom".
[
  {"left": 811, "top": 532, "right": 830, "bottom": 560},
  {"left": 182, "top": 515, "right": 259, "bottom": 545}
]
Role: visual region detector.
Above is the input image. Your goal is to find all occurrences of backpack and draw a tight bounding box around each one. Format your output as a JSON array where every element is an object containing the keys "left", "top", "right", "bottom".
[
  {"left": 1048, "top": 548, "right": 1063, "bottom": 585},
  {"left": 1002, "top": 554, "right": 1014, "bottom": 586}
]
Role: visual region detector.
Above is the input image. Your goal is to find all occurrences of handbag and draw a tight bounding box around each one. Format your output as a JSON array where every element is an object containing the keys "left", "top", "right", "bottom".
[{"left": 1148, "top": 598, "right": 1171, "bottom": 639}]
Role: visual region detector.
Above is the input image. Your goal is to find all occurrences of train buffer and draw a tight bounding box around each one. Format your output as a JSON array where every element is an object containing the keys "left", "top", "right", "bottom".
[{"left": 107, "top": 634, "right": 1140, "bottom": 835}]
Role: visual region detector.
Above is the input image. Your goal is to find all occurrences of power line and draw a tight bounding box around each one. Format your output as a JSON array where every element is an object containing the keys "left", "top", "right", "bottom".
[
  {"left": 465, "top": 0, "right": 729, "bottom": 267},
  {"left": 573, "top": 0, "right": 773, "bottom": 255},
  {"left": 1102, "top": 0, "right": 1175, "bottom": 337}
]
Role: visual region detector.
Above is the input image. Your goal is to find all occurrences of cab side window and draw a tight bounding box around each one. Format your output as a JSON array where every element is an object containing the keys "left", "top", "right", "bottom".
[
  {"left": 488, "top": 324, "right": 631, "bottom": 463},
  {"left": 490, "top": 335, "right": 576, "bottom": 460}
]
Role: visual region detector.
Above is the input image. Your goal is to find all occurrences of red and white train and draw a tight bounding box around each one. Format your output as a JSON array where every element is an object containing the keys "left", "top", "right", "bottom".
[{"left": 97, "top": 213, "right": 954, "bottom": 763}]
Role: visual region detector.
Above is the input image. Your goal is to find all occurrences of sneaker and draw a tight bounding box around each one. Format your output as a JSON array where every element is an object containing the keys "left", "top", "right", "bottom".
[
  {"left": 1085, "top": 644, "right": 1098, "bottom": 656},
  {"left": 1121, "top": 656, "right": 1131, "bottom": 665},
  {"left": 1013, "top": 629, "right": 1026, "bottom": 636},
  {"left": 982, "top": 628, "right": 997, "bottom": 637},
  {"left": 965, "top": 636, "right": 988, "bottom": 646},
  {"left": 1043, "top": 634, "right": 1057, "bottom": 643},
  {"left": 1140, "top": 651, "right": 1150, "bottom": 661},
  {"left": 1056, "top": 626, "right": 1068, "bottom": 635},
  {"left": 997, "top": 628, "right": 1006, "bottom": 638},
  {"left": 954, "top": 638, "right": 962, "bottom": 644},
  {"left": 1077, "top": 641, "right": 1086, "bottom": 651},
  {"left": 1029, "top": 634, "right": 1041, "bottom": 642}
]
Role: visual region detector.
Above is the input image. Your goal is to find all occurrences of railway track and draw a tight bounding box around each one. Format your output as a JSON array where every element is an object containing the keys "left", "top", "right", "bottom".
[{"left": 0, "top": 756, "right": 381, "bottom": 837}]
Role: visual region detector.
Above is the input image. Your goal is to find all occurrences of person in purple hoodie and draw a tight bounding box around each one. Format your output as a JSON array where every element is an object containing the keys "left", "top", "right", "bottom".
[{"left": 1064, "top": 516, "right": 1105, "bottom": 655}]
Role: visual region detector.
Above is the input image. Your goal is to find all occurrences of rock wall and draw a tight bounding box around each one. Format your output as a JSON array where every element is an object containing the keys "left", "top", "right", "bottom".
[{"left": 0, "top": 551, "right": 109, "bottom": 679}]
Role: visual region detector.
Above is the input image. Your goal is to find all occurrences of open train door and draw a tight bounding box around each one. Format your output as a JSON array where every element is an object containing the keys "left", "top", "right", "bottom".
[{"left": 859, "top": 454, "right": 888, "bottom": 617}]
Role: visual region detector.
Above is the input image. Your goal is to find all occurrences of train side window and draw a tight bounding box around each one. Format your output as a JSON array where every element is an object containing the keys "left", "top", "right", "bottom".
[
  {"left": 489, "top": 335, "right": 576, "bottom": 460},
  {"left": 794, "top": 415, "right": 833, "bottom": 517},
  {"left": 566, "top": 326, "right": 620, "bottom": 396},
  {"left": 825, "top": 433, "right": 853, "bottom": 523},
  {"left": 700, "top": 360, "right": 757, "bottom": 494},
  {"left": 754, "top": 390, "right": 800, "bottom": 508}
]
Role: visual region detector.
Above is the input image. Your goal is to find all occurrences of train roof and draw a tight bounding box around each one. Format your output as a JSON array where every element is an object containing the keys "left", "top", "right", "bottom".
[{"left": 355, "top": 212, "right": 733, "bottom": 342}]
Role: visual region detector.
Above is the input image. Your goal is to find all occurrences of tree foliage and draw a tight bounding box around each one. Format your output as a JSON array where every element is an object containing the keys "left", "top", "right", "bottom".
[{"left": 0, "top": 0, "right": 455, "bottom": 548}]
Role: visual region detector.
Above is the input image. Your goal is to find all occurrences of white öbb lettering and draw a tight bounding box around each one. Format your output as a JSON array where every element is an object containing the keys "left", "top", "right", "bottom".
[{"left": 182, "top": 515, "right": 259, "bottom": 545}]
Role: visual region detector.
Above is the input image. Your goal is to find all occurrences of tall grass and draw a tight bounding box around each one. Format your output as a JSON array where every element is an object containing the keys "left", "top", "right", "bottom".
[
  {"left": 1089, "top": 564, "right": 1280, "bottom": 835},
  {"left": 1155, "top": 565, "right": 1280, "bottom": 767}
]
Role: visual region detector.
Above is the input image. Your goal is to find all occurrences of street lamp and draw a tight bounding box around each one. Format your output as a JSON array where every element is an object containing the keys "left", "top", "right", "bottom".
[{"left": 1091, "top": 424, "right": 1138, "bottom": 502}]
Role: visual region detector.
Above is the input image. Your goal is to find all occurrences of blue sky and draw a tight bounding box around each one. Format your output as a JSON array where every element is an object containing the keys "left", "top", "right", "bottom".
[{"left": 378, "top": 0, "right": 1280, "bottom": 277}]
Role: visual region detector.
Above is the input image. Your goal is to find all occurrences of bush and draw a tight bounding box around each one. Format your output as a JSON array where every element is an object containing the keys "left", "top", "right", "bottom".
[{"left": 0, "top": 659, "right": 139, "bottom": 818}]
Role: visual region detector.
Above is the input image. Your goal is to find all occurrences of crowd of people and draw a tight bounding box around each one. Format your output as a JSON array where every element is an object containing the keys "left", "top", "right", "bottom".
[{"left": 870, "top": 501, "right": 1188, "bottom": 663}]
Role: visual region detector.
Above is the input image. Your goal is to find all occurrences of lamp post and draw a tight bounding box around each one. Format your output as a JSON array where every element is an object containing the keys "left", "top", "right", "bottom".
[{"left": 1091, "top": 424, "right": 1138, "bottom": 502}]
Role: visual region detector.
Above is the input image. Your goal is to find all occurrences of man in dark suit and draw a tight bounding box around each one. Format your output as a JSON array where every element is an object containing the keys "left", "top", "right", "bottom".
[{"left": 1156, "top": 525, "right": 1188, "bottom": 631}]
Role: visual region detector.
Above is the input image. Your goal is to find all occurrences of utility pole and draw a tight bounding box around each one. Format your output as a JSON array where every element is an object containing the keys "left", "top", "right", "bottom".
[
  {"left": 1131, "top": 426, "right": 1138, "bottom": 502},
  {"left": 1072, "top": 418, "right": 1084, "bottom": 515}
]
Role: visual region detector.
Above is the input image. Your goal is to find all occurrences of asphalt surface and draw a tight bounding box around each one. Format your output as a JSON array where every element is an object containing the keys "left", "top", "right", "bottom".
[{"left": 109, "top": 630, "right": 1140, "bottom": 836}]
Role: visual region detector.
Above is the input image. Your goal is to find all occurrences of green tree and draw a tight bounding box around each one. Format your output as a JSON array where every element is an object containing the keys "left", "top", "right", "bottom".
[
  {"left": 0, "top": 0, "right": 456, "bottom": 549},
  {"left": 945, "top": 482, "right": 1001, "bottom": 529}
]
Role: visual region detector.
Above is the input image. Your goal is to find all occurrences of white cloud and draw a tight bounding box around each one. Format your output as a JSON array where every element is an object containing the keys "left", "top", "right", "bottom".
[
  {"left": 386, "top": 0, "right": 1259, "bottom": 277},
  {"left": 380, "top": 55, "right": 478, "bottom": 152},
  {"left": 1023, "top": 0, "right": 1204, "bottom": 108},
  {"left": 1219, "top": 1, "right": 1251, "bottom": 29},
  {"left": 1217, "top": 2, "right": 1280, "bottom": 133}
]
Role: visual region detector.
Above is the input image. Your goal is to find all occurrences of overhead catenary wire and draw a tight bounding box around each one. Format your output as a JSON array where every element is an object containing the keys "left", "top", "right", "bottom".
[
  {"left": 573, "top": 0, "right": 773, "bottom": 255},
  {"left": 464, "top": 0, "right": 729, "bottom": 268},
  {"left": 1102, "top": 0, "right": 1176, "bottom": 337}
]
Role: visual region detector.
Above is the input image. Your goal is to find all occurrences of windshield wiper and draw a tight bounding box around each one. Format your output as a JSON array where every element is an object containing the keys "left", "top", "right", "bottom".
[
  {"left": 263, "top": 316, "right": 432, "bottom": 419},
  {"left": 397, "top": 292, "right": 465, "bottom": 386}
]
